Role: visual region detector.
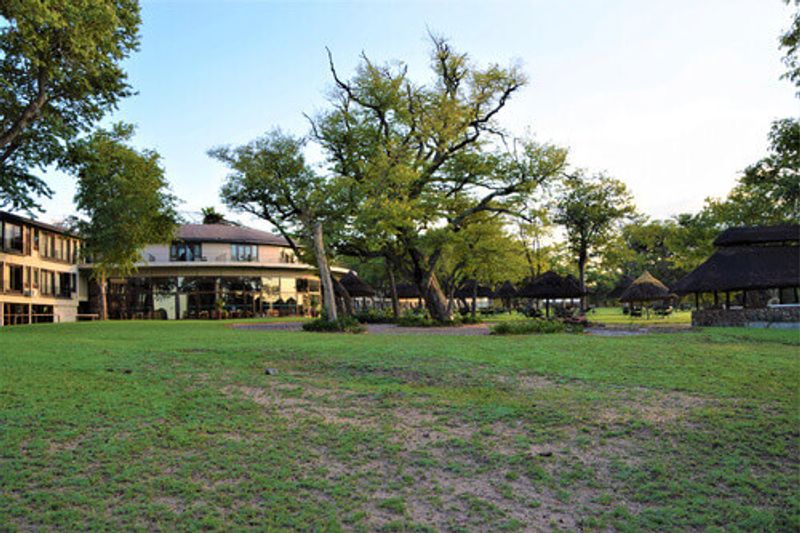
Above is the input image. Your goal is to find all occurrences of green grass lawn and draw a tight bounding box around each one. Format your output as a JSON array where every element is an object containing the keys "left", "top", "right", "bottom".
[
  {"left": 587, "top": 306, "right": 692, "bottom": 326},
  {"left": 481, "top": 307, "right": 691, "bottom": 327},
  {"left": 1, "top": 320, "right": 798, "bottom": 531}
]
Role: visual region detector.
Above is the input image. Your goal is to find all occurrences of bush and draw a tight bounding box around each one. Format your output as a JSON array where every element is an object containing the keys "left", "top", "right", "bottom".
[
  {"left": 396, "top": 311, "right": 438, "bottom": 327},
  {"left": 302, "top": 315, "right": 366, "bottom": 334},
  {"left": 354, "top": 308, "right": 396, "bottom": 324},
  {"left": 491, "top": 318, "right": 584, "bottom": 335},
  {"left": 458, "top": 313, "right": 482, "bottom": 325},
  {"left": 396, "top": 310, "right": 469, "bottom": 327}
]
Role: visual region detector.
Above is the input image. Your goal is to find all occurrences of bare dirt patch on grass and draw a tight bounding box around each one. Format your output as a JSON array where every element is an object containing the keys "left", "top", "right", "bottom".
[{"left": 222, "top": 377, "right": 661, "bottom": 530}]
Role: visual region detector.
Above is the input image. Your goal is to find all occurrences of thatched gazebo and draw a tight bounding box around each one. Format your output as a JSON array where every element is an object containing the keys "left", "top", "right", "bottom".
[
  {"left": 335, "top": 271, "right": 376, "bottom": 312},
  {"left": 495, "top": 281, "right": 517, "bottom": 311},
  {"left": 394, "top": 283, "right": 423, "bottom": 309},
  {"left": 619, "top": 271, "right": 671, "bottom": 317},
  {"left": 672, "top": 225, "right": 799, "bottom": 326},
  {"left": 517, "top": 271, "right": 585, "bottom": 317},
  {"left": 607, "top": 275, "right": 634, "bottom": 300},
  {"left": 454, "top": 280, "right": 495, "bottom": 315},
  {"left": 338, "top": 271, "right": 375, "bottom": 298}
]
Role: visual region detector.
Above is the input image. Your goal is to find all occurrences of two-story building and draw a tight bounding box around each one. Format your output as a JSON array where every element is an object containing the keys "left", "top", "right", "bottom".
[
  {"left": 81, "top": 223, "right": 348, "bottom": 320},
  {"left": 0, "top": 211, "right": 81, "bottom": 326}
]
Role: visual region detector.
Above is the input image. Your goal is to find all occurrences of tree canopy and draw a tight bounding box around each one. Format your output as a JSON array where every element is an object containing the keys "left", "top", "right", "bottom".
[
  {"left": 65, "top": 123, "right": 178, "bottom": 318},
  {"left": 0, "top": 0, "right": 141, "bottom": 212}
]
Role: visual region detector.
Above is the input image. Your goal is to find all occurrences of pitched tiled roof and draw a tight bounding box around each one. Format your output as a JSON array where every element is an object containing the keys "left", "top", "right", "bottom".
[
  {"left": 0, "top": 211, "right": 75, "bottom": 237},
  {"left": 177, "top": 224, "right": 289, "bottom": 246}
]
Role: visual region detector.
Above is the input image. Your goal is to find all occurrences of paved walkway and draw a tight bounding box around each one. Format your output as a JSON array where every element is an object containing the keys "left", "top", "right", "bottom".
[{"left": 232, "top": 322, "right": 493, "bottom": 335}]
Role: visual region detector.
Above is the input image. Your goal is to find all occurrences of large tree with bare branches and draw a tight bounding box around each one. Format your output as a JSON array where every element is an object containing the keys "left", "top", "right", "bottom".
[{"left": 310, "top": 36, "right": 566, "bottom": 321}]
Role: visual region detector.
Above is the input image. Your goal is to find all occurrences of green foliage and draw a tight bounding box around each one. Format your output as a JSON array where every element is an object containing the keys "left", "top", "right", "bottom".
[
  {"left": 301, "top": 316, "right": 366, "bottom": 334},
  {"left": 200, "top": 206, "right": 226, "bottom": 225},
  {"left": 706, "top": 118, "right": 799, "bottom": 225},
  {"left": 64, "top": 123, "right": 178, "bottom": 280},
  {"left": 396, "top": 312, "right": 438, "bottom": 328},
  {"left": 210, "top": 130, "right": 322, "bottom": 252},
  {"left": 491, "top": 319, "right": 576, "bottom": 335},
  {"left": 0, "top": 0, "right": 141, "bottom": 211},
  {"left": 311, "top": 35, "right": 566, "bottom": 321},
  {"left": 353, "top": 308, "right": 395, "bottom": 324}
]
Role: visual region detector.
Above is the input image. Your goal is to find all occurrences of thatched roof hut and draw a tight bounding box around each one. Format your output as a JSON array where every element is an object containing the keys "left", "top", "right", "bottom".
[
  {"left": 454, "top": 280, "right": 495, "bottom": 299},
  {"left": 607, "top": 275, "right": 634, "bottom": 300},
  {"left": 713, "top": 224, "right": 799, "bottom": 247},
  {"left": 495, "top": 281, "right": 517, "bottom": 299},
  {"left": 336, "top": 271, "right": 375, "bottom": 298},
  {"left": 517, "top": 271, "right": 584, "bottom": 299},
  {"left": 619, "top": 271, "right": 671, "bottom": 303},
  {"left": 673, "top": 225, "right": 800, "bottom": 294},
  {"left": 395, "top": 283, "right": 421, "bottom": 299}
]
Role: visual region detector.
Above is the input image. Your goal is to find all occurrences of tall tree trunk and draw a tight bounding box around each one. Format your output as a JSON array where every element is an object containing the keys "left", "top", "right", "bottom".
[
  {"left": 99, "top": 272, "right": 108, "bottom": 321},
  {"left": 385, "top": 257, "right": 401, "bottom": 319},
  {"left": 578, "top": 253, "right": 587, "bottom": 312},
  {"left": 333, "top": 276, "right": 353, "bottom": 316},
  {"left": 471, "top": 282, "right": 477, "bottom": 318},
  {"left": 409, "top": 248, "right": 450, "bottom": 322},
  {"left": 412, "top": 268, "right": 450, "bottom": 322},
  {"left": 311, "top": 222, "right": 337, "bottom": 321}
]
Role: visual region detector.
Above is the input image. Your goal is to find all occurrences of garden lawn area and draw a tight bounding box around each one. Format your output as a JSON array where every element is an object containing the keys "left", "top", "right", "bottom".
[
  {"left": 1, "top": 320, "right": 798, "bottom": 531},
  {"left": 588, "top": 306, "right": 692, "bottom": 326}
]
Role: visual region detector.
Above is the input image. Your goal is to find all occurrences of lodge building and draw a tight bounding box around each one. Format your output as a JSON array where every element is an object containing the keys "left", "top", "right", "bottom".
[
  {"left": 90, "top": 223, "right": 348, "bottom": 320},
  {"left": 0, "top": 212, "right": 347, "bottom": 326},
  {"left": 0, "top": 212, "right": 81, "bottom": 326}
]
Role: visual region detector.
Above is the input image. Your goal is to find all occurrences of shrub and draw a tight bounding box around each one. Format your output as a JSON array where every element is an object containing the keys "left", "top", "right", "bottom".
[
  {"left": 354, "top": 308, "right": 395, "bottom": 324},
  {"left": 396, "top": 311, "right": 437, "bottom": 327},
  {"left": 491, "top": 318, "right": 583, "bottom": 335},
  {"left": 302, "top": 315, "right": 366, "bottom": 334},
  {"left": 458, "top": 313, "right": 482, "bottom": 325},
  {"left": 396, "top": 310, "right": 468, "bottom": 327}
]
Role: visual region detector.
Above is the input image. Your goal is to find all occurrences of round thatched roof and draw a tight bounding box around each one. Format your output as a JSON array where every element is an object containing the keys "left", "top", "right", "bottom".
[
  {"left": 607, "top": 274, "right": 634, "bottom": 299},
  {"left": 454, "top": 280, "right": 495, "bottom": 299},
  {"left": 337, "top": 271, "right": 375, "bottom": 298},
  {"left": 517, "top": 271, "right": 585, "bottom": 299},
  {"left": 495, "top": 281, "right": 517, "bottom": 298},
  {"left": 395, "top": 283, "right": 422, "bottom": 299},
  {"left": 619, "top": 271, "right": 671, "bottom": 302}
]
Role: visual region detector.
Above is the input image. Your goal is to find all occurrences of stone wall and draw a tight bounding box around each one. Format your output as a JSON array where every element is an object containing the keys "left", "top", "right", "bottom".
[{"left": 692, "top": 307, "right": 800, "bottom": 328}]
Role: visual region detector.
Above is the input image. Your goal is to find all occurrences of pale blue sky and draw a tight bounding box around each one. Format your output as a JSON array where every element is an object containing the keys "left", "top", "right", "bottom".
[{"left": 38, "top": 0, "right": 798, "bottom": 229}]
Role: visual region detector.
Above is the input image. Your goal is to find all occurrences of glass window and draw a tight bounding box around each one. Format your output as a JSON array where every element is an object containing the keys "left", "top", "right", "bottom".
[
  {"left": 170, "top": 241, "right": 202, "bottom": 261},
  {"left": 231, "top": 244, "right": 256, "bottom": 262},
  {"left": 3, "top": 222, "right": 23, "bottom": 252},
  {"left": 8, "top": 264, "right": 23, "bottom": 291}
]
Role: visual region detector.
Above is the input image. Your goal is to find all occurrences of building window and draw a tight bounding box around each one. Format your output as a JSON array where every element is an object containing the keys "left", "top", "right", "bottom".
[
  {"left": 33, "top": 229, "right": 39, "bottom": 250},
  {"left": 58, "top": 272, "right": 73, "bottom": 297},
  {"left": 231, "top": 244, "right": 256, "bottom": 262},
  {"left": 3, "top": 222, "right": 23, "bottom": 253},
  {"left": 8, "top": 264, "right": 23, "bottom": 292},
  {"left": 170, "top": 241, "right": 202, "bottom": 261}
]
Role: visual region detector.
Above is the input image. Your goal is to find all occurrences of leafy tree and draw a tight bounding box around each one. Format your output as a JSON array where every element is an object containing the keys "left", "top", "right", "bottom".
[
  {"left": 435, "top": 214, "right": 528, "bottom": 315},
  {"left": 311, "top": 37, "right": 566, "bottom": 321},
  {"left": 65, "top": 123, "right": 178, "bottom": 320},
  {"left": 780, "top": 0, "right": 799, "bottom": 94},
  {"left": 0, "top": 0, "right": 141, "bottom": 211},
  {"left": 200, "top": 206, "right": 227, "bottom": 225},
  {"left": 209, "top": 130, "right": 342, "bottom": 321},
  {"left": 553, "top": 172, "right": 635, "bottom": 310}
]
